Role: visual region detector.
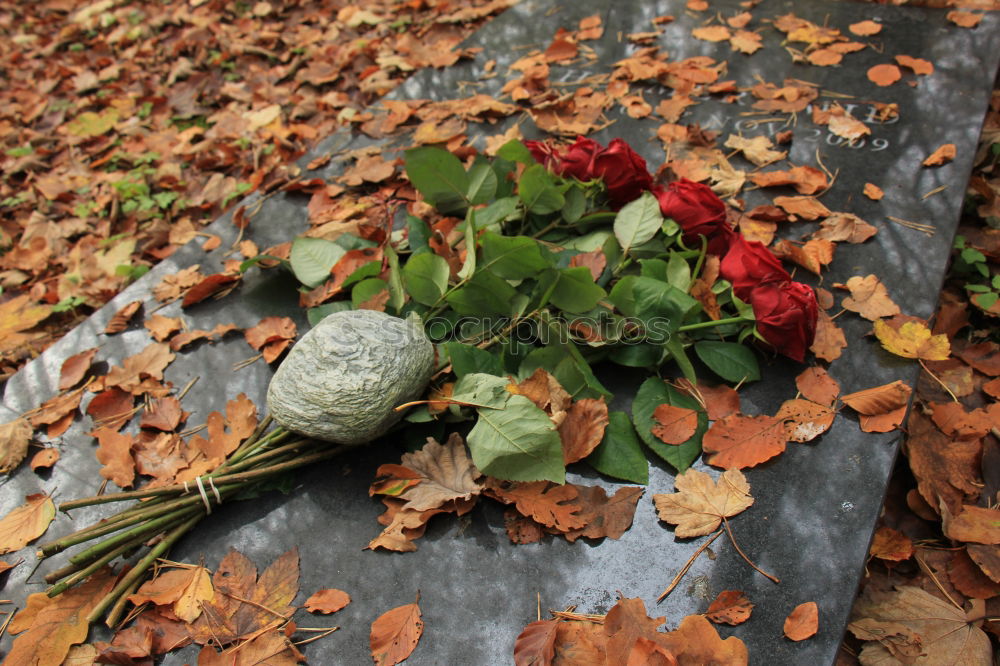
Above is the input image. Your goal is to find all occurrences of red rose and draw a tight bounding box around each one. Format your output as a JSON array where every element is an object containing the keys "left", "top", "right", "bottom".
[
  {"left": 719, "top": 235, "right": 791, "bottom": 301},
  {"left": 653, "top": 179, "right": 734, "bottom": 255},
  {"left": 592, "top": 139, "right": 654, "bottom": 205},
  {"left": 747, "top": 280, "right": 818, "bottom": 362}
]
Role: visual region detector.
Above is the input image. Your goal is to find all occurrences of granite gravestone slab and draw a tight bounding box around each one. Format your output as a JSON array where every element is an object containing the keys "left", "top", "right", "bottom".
[{"left": 2, "top": 0, "right": 998, "bottom": 663}]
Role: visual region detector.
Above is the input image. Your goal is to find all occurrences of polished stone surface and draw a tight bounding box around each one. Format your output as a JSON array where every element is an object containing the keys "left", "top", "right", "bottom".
[{"left": 2, "top": 1, "right": 998, "bottom": 663}]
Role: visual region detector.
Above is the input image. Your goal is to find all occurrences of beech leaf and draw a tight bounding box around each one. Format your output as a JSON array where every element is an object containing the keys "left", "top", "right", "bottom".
[
  {"left": 370, "top": 599, "right": 424, "bottom": 666},
  {"left": 705, "top": 590, "right": 754, "bottom": 625},
  {"left": 702, "top": 414, "right": 786, "bottom": 469},
  {"left": 0, "top": 493, "right": 55, "bottom": 554},
  {"left": 304, "top": 588, "right": 351, "bottom": 614},
  {"left": 784, "top": 602, "right": 819, "bottom": 641}
]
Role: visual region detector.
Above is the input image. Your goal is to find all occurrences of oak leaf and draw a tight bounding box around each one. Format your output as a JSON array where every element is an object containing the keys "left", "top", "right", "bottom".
[
  {"left": 0, "top": 493, "right": 55, "bottom": 554},
  {"left": 559, "top": 397, "right": 609, "bottom": 463},
  {"left": 562, "top": 485, "right": 644, "bottom": 542},
  {"left": 93, "top": 427, "right": 136, "bottom": 488},
  {"left": 104, "top": 342, "right": 175, "bottom": 394},
  {"left": 128, "top": 565, "right": 215, "bottom": 623},
  {"left": 839, "top": 274, "right": 901, "bottom": 320},
  {"left": 144, "top": 314, "right": 183, "bottom": 341},
  {"left": 656, "top": 613, "right": 748, "bottom": 664},
  {"left": 370, "top": 598, "right": 424, "bottom": 666},
  {"left": 705, "top": 590, "right": 754, "bottom": 625},
  {"left": 0, "top": 417, "right": 32, "bottom": 474},
  {"left": 603, "top": 597, "right": 669, "bottom": 661},
  {"left": 653, "top": 468, "right": 753, "bottom": 538},
  {"left": 874, "top": 318, "right": 950, "bottom": 361},
  {"left": 6, "top": 568, "right": 116, "bottom": 665},
  {"left": 304, "top": 588, "right": 351, "bottom": 614},
  {"left": 850, "top": 585, "right": 991, "bottom": 664},
  {"left": 486, "top": 479, "right": 585, "bottom": 532},
  {"left": 651, "top": 404, "right": 699, "bottom": 445},
  {"left": 784, "top": 602, "right": 818, "bottom": 641},
  {"left": 702, "top": 414, "right": 786, "bottom": 469}
]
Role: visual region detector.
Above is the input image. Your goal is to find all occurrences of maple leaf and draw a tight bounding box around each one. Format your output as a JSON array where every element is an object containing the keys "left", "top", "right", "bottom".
[
  {"left": 874, "top": 318, "right": 950, "bottom": 361},
  {"left": 0, "top": 493, "right": 55, "bottom": 554},
  {"left": 705, "top": 590, "right": 754, "bottom": 625},
  {"left": 304, "top": 588, "right": 351, "bottom": 614},
  {"left": 850, "top": 585, "right": 992, "bottom": 664},
  {"left": 653, "top": 468, "right": 753, "bottom": 538},
  {"left": 6, "top": 568, "right": 117, "bottom": 665},
  {"left": 370, "top": 597, "right": 424, "bottom": 666},
  {"left": 784, "top": 602, "right": 818, "bottom": 641},
  {"left": 702, "top": 414, "right": 786, "bottom": 469},
  {"left": 128, "top": 565, "right": 215, "bottom": 623},
  {"left": 0, "top": 417, "right": 32, "bottom": 474}
]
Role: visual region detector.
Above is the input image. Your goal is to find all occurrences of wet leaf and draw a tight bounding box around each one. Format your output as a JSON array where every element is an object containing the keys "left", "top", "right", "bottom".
[
  {"left": 653, "top": 468, "right": 753, "bottom": 538},
  {"left": 104, "top": 300, "right": 142, "bottom": 334},
  {"left": 0, "top": 493, "right": 55, "bottom": 554},
  {"left": 370, "top": 598, "right": 424, "bottom": 666}
]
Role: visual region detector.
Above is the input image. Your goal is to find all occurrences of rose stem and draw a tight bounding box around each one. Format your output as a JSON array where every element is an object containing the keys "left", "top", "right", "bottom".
[
  {"left": 677, "top": 316, "right": 752, "bottom": 333},
  {"left": 87, "top": 513, "right": 204, "bottom": 625}
]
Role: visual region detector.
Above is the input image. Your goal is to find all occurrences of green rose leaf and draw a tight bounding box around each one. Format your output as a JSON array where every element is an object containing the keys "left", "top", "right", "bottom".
[
  {"left": 614, "top": 191, "right": 662, "bottom": 254},
  {"left": 631, "top": 377, "right": 705, "bottom": 473},
  {"left": 481, "top": 232, "right": 552, "bottom": 279},
  {"left": 694, "top": 341, "right": 761, "bottom": 383},
  {"left": 518, "top": 163, "right": 565, "bottom": 214},
  {"left": 404, "top": 146, "right": 469, "bottom": 214},
  {"left": 466, "top": 162, "right": 498, "bottom": 205},
  {"left": 546, "top": 267, "right": 607, "bottom": 314},
  {"left": 350, "top": 278, "right": 389, "bottom": 309},
  {"left": 497, "top": 139, "right": 536, "bottom": 164},
  {"left": 402, "top": 251, "right": 450, "bottom": 306},
  {"left": 446, "top": 270, "right": 517, "bottom": 315},
  {"left": 289, "top": 237, "right": 346, "bottom": 288},
  {"left": 587, "top": 411, "right": 649, "bottom": 484}
]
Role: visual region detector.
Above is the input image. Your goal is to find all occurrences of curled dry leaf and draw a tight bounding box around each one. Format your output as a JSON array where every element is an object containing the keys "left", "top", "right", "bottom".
[
  {"left": 705, "top": 590, "right": 754, "bottom": 625},
  {"left": 0, "top": 493, "right": 55, "bottom": 554},
  {"left": 772, "top": 195, "right": 830, "bottom": 220},
  {"left": 702, "top": 414, "right": 786, "bottom": 469},
  {"left": 923, "top": 143, "right": 956, "bottom": 167},
  {"left": 181, "top": 273, "right": 241, "bottom": 308},
  {"left": 370, "top": 599, "right": 424, "bottom": 666},
  {"left": 841, "top": 380, "right": 911, "bottom": 416},
  {"left": 771, "top": 238, "right": 834, "bottom": 275},
  {"left": 653, "top": 468, "right": 753, "bottom": 538},
  {"left": 784, "top": 602, "right": 818, "bottom": 641},
  {"left": 811, "top": 213, "right": 877, "bottom": 244},
  {"left": 104, "top": 299, "right": 142, "bottom": 334},
  {"left": 59, "top": 347, "right": 98, "bottom": 390},
  {"left": 304, "top": 588, "right": 351, "bottom": 614},
  {"left": 723, "top": 134, "right": 786, "bottom": 167},
  {"left": 0, "top": 417, "right": 32, "bottom": 474}
]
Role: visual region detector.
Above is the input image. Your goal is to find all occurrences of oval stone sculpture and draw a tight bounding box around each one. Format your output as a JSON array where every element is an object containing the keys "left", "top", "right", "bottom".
[{"left": 266, "top": 310, "right": 434, "bottom": 444}]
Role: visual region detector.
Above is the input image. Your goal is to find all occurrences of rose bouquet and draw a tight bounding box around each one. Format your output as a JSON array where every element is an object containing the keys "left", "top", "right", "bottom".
[{"left": 37, "top": 136, "right": 817, "bottom": 625}]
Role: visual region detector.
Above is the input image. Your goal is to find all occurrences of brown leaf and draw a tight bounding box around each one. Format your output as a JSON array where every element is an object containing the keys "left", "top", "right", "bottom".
[
  {"left": 514, "top": 619, "right": 558, "bottom": 666},
  {"left": 811, "top": 213, "right": 878, "bottom": 244},
  {"left": 723, "top": 135, "right": 786, "bottom": 167},
  {"left": 139, "top": 396, "right": 186, "bottom": 431},
  {"left": 923, "top": 143, "right": 956, "bottom": 167},
  {"left": 895, "top": 55, "right": 933, "bottom": 76},
  {"left": 144, "top": 314, "right": 183, "bottom": 342},
  {"left": 692, "top": 25, "right": 731, "bottom": 42},
  {"left": 104, "top": 300, "right": 142, "bottom": 334},
  {"left": 841, "top": 380, "right": 911, "bottom": 416},
  {"left": 169, "top": 323, "right": 239, "bottom": 351},
  {"left": 6, "top": 568, "right": 116, "bottom": 666},
  {"left": 509, "top": 368, "right": 572, "bottom": 424},
  {"left": 0, "top": 493, "right": 55, "bottom": 554},
  {"left": 775, "top": 399, "right": 835, "bottom": 443},
  {"left": 771, "top": 238, "right": 834, "bottom": 275},
  {"left": 370, "top": 599, "right": 424, "bottom": 666},
  {"left": 0, "top": 417, "right": 32, "bottom": 474},
  {"left": 772, "top": 195, "right": 830, "bottom": 220},
  {"left": 199, "top": 629, "right": 304, "bottom": 665},
  {"left": 839, "top": 274, "right": 901, "bottom": 320},
  {"left": 954, "top": 341, "right": 1000, "bottom": 376},
  {"left": 651, "top": 404, "right": 699, "bottom": 445},
  {"left": 304, "top": 588, "right": 351, "bottom": 614},
  {"left": 59, "top": 347, "right": 98, "bottom": 390},
  {"left": 942, "top": 504, "right": 1000, "bottom": 545},
  {"left": 850, "top": 20, "right": 882, "bottom": 35},
  {"left": 569, "top": 249, "right": 607, "bottom": 281},
  {"left": 702, "top": 414, "right": 786, "bottom": 469},
  {"left": 559, "top": 398, "right": 609, "bottom": 463},
  {"left": 869, "top": 526, "right": 914, "bottom": 562},
  {"left": 705, "top": 590, "right": 754, "bottom": 625},
  {"left": 86, "top": 387, "right": 135, "bottom": 430},
  {"left": 749, "top": 166, "right": 827, "bottom": 195},
  {"left": 904, "top": 410, "right": 981, "bottom": 516},
  {"left": 656, "top": 613, "right": 748, "bottom": 664},
  {"left": 676, "top": 379, "right": 741, "bottom": 421},
  {"left": 104, "top": 342, "right": 175, "bottom": 394},
  {"left": 947, "top": 10, "right": 983, "bottom": 28},
  {"left": 27, "top": 388, "right": 83, "bottom": 428},
  {"left": 795, "top": 367, "right": 840, "bottom": 406},
  {"left": 810, "top": 310, "right": 847, "bottom": 362},
  {"left": 562, "top": 485, "right": 644, "bottom": 542},
  {"left": 949, "top": 549, "right": 1000, "bottom": 600},
  {"left": 30, "top": 448, "right": 60, "bottom": 472},
  {"left": 181, "top": 273, "right": 241, "bottom": 307},
  {"left": 486, "top": 479, "right": 585, "bottom": 532},
  {"left": 244, "top": 316, "right": 297, "bottom": 363},
  {"left": 784, "top": 602, "right": 818, "bottom": 641},
  {"left": 93, "top": 427, "right": 136, "bottom": 488},
  {"left": 128, "top": 565, "right": 215, "bottom": 623},
  {"left": 729, "top": 30, "right": 762, "bottom": 55},
  {"left": 653, "top": 468, "right": 753, "bottom": 538},
  {"left": 553, "top": 617, "right": 607, "bottom": 662},
  {"left": 603, "top": 597, "right": 667, "bottom": 661}
]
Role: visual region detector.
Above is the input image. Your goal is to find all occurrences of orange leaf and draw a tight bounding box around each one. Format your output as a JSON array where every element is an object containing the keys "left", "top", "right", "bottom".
[
  {"left": 30, "top": 447, "right": 59, "bottom": 472},
  {"left": 795, "top": 367, "right": 840, "bottom": 406},
  {"left": 513, "top": 619, "right": 558, "bottom": 666},
  {"left": 702, "top": 414, "right": 786, "bottom": 469},
  {"left": 0, "top": 493, "right": 55, "bottom": 554},
  {"left": 705, "top": 590, "right": 754, "bottom": 625},
  {"left": 895, "top": 55, "right": 933, "bottom": 76},
  {"left": 749, "top": 166, "right": 827, "bottom": 195},
  {"left": 139, "top": 396, "right": 186, "bottom": 432},
  {"left": 869, "top": 526, "right": 913, "bottom": 562},
  {"left": 144, "top": 314, "right": 183, "bottom": 342},
  {"left": 0, "top": 417, "right": 32, "bottom": 474},
  {"left": 676, "top": 379, "right": 741, "bottom": 421},
  {"left": 864, "top": 183, "right": 884, "bottom": 200},
  {"left": 93, "top": 427, "right": 136, "bottom": 488},
  {"left": 867, "top": 64, "right": 901, "bottom": 87},
  {"left": 486, "top": 479, "right": 585, "bottom": 531},
  {"left": 729, "top": 30, "right": 762, "bottom": 55},
  {"left": 692, "top": 25, "right": 731, "bottom": 42},
  {"left": 810, "top": 310, "right": 847, "bottom": 362},
  {"left": 811, "top": 212, "right": 877, "bottom": 244},
  {"left": 771, "top": 239, "right": 834, "bottom": 275},
  {"left": 86, "top": 387, "right": 135, "bottom": 430},
  {"left": 370, "top": 599, "right": 424, "bottom": 666},
  {"left": 104, "top": 300, "right": 142, "bottom": 335},
  {"left": 947, "top": 10, "right": 982, "bottom": 28},
  {"left": 839, "top": 274, "right": 901, "bottom": 320},
  {"left": 559, "top": 398, "right": 609, "bottom": 463},
  {"left": 773, "top": 195, "right": 830, "bottom": 220},
  {"left": 304, "top": 588, "right": 351, "bottom": 614},
  {"left": 128, "top": 566, "right": 215, "bottom": 623},
  {"left": 923, "top": 143, "right": 956, "bottom": 167},
  {"left": 784, "top": 602, "right": 819, "bottom": 641},
  {"left": 775, "top": 399, "right": 835, "bottom": 443},
  {"left": 849, "top": 20, "right": 882, "bottom": 36},
  {"left": 841, "top": 380, "right": 911, "bottom": 415},
  {"left": 104, "top": 342, "right": 175, "bottom": 394},
  {"left": 59, "top": 347, "right": 98, "bottom": 390},
  {"left": 6, "top": 568, "right": 116, "bottom": 665},
  {"left": 657, "top": 613, "right": 748, "bottom": 663},
  {"left": 562, "top": 485, "right": 644, "bottom": 542},
  {"left": 651, "top": 404, "right": 699, "bottom": 445},
  {"left": 181, "top": 273, "right": 240, "bottom": 308},
  {"left": 807, "top": 48, "right": 842, "bottom": 67}
]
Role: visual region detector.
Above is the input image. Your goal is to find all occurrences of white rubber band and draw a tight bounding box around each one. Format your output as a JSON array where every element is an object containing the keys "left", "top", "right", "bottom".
[
  {"left": 207, "top": 476, "right": 222, "bottom": 504},
  {"left": 195, "top": 476, "right": 212, "bottom": 514}
]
